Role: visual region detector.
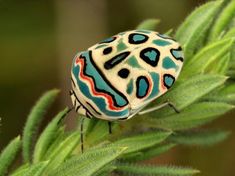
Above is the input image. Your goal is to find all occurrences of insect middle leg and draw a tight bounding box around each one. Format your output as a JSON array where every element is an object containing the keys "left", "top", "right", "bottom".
[
  {"left": 108, "top": 121, "right": 112, "bottom": 134},
  {"left": 80, "top": 117, "right": 85, "bottom": 153},
  {"left": 138, "top": 100, "right": 179, "bottom": 115}
]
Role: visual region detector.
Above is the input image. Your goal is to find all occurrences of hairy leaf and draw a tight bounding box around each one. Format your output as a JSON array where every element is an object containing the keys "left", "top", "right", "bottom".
[
  {"left": 11, "top": 162, "right": 48, "bottom": 176},
  {"left": 43, "top": 131, "right": 80, "bottom": 172},
  {"left": 150, "top": 102, "right": 234, "bottom": 130},
  {"left": 122, "top": 143, "right": 176, "bottom": 162},
  {"left": 147, "top": 75, "right": 227, "bottom": 118},
  {"left": 169, "top": 129, "right": 230, "bottom": 146},
  {"left": 208, "top": 0, "right": 235, "bottom": 41},
  {"left": 181, "top": 38, "right": 234, "bottom": 79},
  {"left": 116, "top": 163, "right": 200, "bottom": 176},
  {"left": 48, "top": 147, "right": 125, "bottom": 176},
  {"left": 33, "top": 108, "right": 69, "bottom": 163},
  {"left": 0, "top": 136, "right": 21, "bottom": 176},
  {"left": 110, "top": 130, "right": 171, "bottom": 154},
  {"left": 175, "top": 1, "right": 221, "bottom": 60},
  {"left": 206, "top": 53, "right": 231, "bottom": 75},
  {"left": 22, "top": 89, "right": 59, "bottom": 162},
  {"left": 203, "top": 83, "right": 235, "bottom": 104}
]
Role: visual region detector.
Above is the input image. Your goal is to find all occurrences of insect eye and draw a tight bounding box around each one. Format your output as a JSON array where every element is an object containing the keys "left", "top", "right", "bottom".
[
  {"left": 118, "top": 68, "right": 130, "bottom": 78},
  {"left": 103, "top": 47, "right": 112, "bottom": 55}
]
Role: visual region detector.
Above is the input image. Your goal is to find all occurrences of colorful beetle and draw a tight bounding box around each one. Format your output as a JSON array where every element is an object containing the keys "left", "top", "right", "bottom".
[{"left": 70, "top": 29, "right": 184, "bottom": 121}]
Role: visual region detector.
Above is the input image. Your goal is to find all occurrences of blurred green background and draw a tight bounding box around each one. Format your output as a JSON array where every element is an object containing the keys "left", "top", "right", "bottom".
[{"left": 0, "top": 0, "right": 235, "bottom": 176}]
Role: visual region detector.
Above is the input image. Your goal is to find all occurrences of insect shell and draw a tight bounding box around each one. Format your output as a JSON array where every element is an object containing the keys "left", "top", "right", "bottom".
[{"left": 70, "top": 29, "right": 184, "bottom": 121}]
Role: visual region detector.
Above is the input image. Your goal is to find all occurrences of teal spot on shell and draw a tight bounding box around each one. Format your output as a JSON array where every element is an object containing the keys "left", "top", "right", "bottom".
[
  {"left": 144, "top": 50, "right": 158, "bottom": 61},
  {"left": 95, "top": 44, "right": 108, "bottom": 49},
  {"left": 164, "top": 76, "right": 174, "bottom": 87},
  {"left": 101, "top": 37, "right": 114, "bottom": 43},
  {"left": 117, "top": 39, "right": 127, "bottom": 51},
  {"left": 126, "top": 79, "right": 133, "bottom": 94},
  {"left": 133, "top": 34, "right": 146, "bottom": 42},
  {"left": 172, "top": 49, "right": 183, "bottom": 58},
  {"left": 153, "top": 39, "right": 171, "bottom": 46},
  {"left": 137, "top": 78, "right": 148, "bottom": 97},
  {"left": 127, "top": 56, "right": 142, "bottom": 68},
  {"left": 148, "top": 72, "right": 159, "bottom": 99},
  {"left": 163, "top": 56, "right": 179, "bottom": 70},
  {"left": 136, "top": 30, "right": 151, "bottom": 34}
]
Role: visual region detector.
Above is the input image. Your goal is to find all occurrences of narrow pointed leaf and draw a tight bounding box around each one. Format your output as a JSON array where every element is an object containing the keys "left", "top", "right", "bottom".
[
  {"left": 208, "top": 0, "right": 235, "bottom": 41},
  {"left": 181, "top": 38, "right": 234, "bottom": 79},
  {"left": 49, "top": 146, "right": 125, "bottom": 176},
  {"left": 204, "top": 83, "right": 235, "bottom": 104},
  {"left": 11, "top": 161, "right": 48, "bottom": 176},
  {"left": 0, "top": 136, "right": 21, "bottom": 176},
  {"left": 137, "top": 19, "right": 160, "bottom": 30},
  {"left": 150, "top": 102, "right": 234, "bottom": 130},
  {"left": 33, "top": 108, "right": 68, "bottom": 163},
  {"left": 110, "top": 130, "right": 171, "bottom": 154},
  {"left": 22, "top": 89, "right": 59, "bottom": 162},
  {"left": 207, "top": 53, "right": 231, "bottom": 75},
  {"left": 175, "top": 1, "right": 221, "bottom": 60},
  {"left": 86, "top": 120, "right": 118, "bottom": 146},
  {"left": 122, "top": 143, "right": 176, "bottom": 162},
  {"left": 116, "top": 163, "right": 200, "bottom": 176},
  {"left": 169, "top": 129, "right": 230, "bottom": 146},
  {"left": 224, "top": 27, "right": 235, "bottom": 38},
  {"left": 148, "top": 75, "right": 227, "bottom": 118},
  {"left": 43, "top": 131, "right": 80, "bottom": 172},
  {"left": 10, "top": 164, "right": 29, "bottom": 176}
]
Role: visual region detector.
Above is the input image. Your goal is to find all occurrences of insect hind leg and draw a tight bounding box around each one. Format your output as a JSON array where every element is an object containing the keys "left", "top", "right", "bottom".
[{"left": 138, "top": 100, "right": 180, "bottom": 115}]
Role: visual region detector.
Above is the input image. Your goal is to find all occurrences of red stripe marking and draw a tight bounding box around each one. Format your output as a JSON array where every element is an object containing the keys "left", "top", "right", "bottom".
[{"left": 76, "top": 58, "right": 125, "bottom": 111}]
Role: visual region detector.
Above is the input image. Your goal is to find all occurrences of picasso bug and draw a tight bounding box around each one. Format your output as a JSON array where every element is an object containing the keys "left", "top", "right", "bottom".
[{"left": 70, "top": 29, "right": 184, "bottom": 151}]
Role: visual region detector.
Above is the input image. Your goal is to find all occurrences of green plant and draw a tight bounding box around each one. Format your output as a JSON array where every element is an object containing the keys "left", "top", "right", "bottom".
[{"left": 1, "top": 0, "right": 235, "bottom": 175}]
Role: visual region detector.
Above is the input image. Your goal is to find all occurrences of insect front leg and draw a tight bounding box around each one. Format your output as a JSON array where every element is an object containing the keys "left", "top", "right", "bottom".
[{"left": 138, "top": 100, "right": 180, "bottom": 115}]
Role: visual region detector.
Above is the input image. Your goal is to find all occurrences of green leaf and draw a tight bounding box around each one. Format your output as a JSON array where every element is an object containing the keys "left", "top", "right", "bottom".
[
  {"left": 206, "top": 53, "right": 231, "bottom": 75},
  {"left": 33, "top": 108, "right": 68, "bottom": 163},
  {"left": 22, "top": 89, "right": 59, "bottom": 163},
  {"left": 203, "top": 83, "right": 235, "bottom": 104},
  {"left": 169, "top": 129, "right": 230, "bottom": 146},
  {"left": 150, "top": 102, "right": 234, "bottom": 130},
  {"left": 116, "top": 163, "right": 200, "bottom": 176},
  {"left": 48, "top": 146, "right": 125, "bottom": 176},
  {"left": 0, "top": 136, "right": 21, "bottom": 176},
  {"left": 43, "top": 131, "right": 80, "bottom": 172},
  {"left": 10, "top": 164, "right": 29, "bottom": 176},
  {"left": 93, "top": 164, "right": 116, "bottom": 176},
  {"left": 86, "top": 120, "right": 118, "bottom": 146},
  {"left": 181, "top": 38, "right": 234, "bottom": 79},
  {"left": 137, "top": 19, "right": 160, "bottom": 30},
  {"left": 224, "top": 26, "right": 235, "bottom": 38},
  {"left": 11, "top": 161, "right": 48, "bottom": 176},
  {"left": 110, "top": 130, "right": 171, "bottom": 155},
  {"left": 208, "top": 0, "right": 235, "bottom": 41},
  {"left": 148, "top": 75, "right": 227, "bottom": 118},
  {"left": 175, "top": 1, "right": 221, "bottom": 60},
  {"left": 122, "top": 143, "right": 176, "bottom": 162}
]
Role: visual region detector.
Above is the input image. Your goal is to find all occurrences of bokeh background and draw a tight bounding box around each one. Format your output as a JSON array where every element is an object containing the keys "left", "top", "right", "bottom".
[{"left": 1, "top": 0, "right": 235, "bottom": 176}]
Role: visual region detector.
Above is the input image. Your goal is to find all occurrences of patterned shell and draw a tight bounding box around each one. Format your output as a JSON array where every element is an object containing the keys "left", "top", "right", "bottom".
[{"left": 70, "top": 29, "right": 184, "bottom": 121}]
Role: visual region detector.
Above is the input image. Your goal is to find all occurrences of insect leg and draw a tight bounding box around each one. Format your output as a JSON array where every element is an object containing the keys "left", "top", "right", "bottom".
[
  {"left": 57, "top": 107, "right": 73, "bottom": 125},
  {"left": 108, "top": 121, "right": 112, "bottom": 134},
  {"left": 138, "top": 100, "right": 179, "bottom": 115},
  {"left": 80, "top": 117, "right": 85, "bottom": 153}
]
